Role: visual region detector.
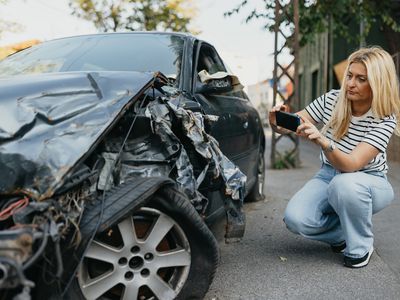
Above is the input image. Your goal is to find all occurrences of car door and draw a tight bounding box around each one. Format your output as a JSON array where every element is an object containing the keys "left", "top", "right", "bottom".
[{"left": 191, "top": 42, "right": 262, "bottom": 180}]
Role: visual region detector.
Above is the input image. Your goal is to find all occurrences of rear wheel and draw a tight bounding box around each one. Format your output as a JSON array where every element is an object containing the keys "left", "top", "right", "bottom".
[
  {"left": 245, "top": 151, "right": 265, "bottom": 202},
  {"left": 67, "top": 187, "right": 219, "bottom": 300}
]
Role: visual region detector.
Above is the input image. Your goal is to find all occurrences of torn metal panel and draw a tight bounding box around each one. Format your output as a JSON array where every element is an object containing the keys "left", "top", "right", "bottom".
[
  {"left": 142, "top": 97, "right": 246, "bottom": 206},
  {"left": 166, "top": 99, "right": 247, "bottom": 201},
  {"left": 98, "top": 135, "right": 173, "bottom": 189},
  {"left": 97, "top": 152, "right": 119, "bottom": 190},
  {"left": 0, "top": 71, "right": 158, "bottom": 200},
  {"left": 120, "top": 164, "right": 171, "bottom": 180},
  {"left": 144, "top": 101, "right": 206, "bottom": 209}
]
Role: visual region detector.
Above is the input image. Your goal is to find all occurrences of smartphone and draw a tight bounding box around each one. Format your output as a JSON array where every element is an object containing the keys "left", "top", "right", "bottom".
[{"left": 275, "top": 111, "right": 301, "bottom": 132}]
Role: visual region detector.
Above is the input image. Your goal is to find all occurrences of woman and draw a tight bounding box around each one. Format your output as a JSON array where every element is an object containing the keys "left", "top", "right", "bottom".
[{"left": 269, "top": 46, "right": 400, "bottom": 268}]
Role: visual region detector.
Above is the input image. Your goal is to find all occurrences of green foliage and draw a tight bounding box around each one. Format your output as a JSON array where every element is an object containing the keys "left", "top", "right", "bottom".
[
  {"left": 69, "top": 0, "right": 197, "bottom": 32},
  {"left": 225, "top": 0, "right": 400, "bottom": 48},
  {"left": 273, "top": 150, "right": 297, "bottom": 169}
]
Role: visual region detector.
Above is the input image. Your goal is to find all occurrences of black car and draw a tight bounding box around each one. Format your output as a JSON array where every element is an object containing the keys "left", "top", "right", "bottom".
[{"left": 0, "top": 32, "right": 265, "bottom": 300}]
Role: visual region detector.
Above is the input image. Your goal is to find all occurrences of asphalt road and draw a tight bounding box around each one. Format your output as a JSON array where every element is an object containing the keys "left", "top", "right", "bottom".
[{"left": 204, "top": 129, "right": 400, "bottom": 300}]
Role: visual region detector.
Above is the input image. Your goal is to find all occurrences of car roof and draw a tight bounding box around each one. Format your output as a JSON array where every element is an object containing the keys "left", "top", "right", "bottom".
[{"left": 49, "top": 31, "right": 198, "bottom": 43}]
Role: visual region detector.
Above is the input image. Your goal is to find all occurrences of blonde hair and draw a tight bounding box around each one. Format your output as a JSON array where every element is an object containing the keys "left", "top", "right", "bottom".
[{"left": 326, "top": 46, "right": 400, "bottom": 139}]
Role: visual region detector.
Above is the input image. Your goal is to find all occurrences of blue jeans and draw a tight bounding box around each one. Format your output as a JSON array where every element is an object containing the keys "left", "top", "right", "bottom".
[{"left": 284, "top": 163, "right": 394, "bottom": 258}]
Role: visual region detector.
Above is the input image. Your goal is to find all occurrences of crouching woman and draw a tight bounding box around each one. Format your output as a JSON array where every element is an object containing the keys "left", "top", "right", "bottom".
[{"left": 269, "top": 46, "right": 400, "bottom": 268}]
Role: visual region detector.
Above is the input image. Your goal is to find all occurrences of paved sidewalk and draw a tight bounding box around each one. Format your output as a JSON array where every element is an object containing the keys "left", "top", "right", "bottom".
[
  {"left": 372, "top": 148, "right": 400, "bottom": 278},
  {"left": 205, "top": 129, "right": 400, "bottom": 299}
]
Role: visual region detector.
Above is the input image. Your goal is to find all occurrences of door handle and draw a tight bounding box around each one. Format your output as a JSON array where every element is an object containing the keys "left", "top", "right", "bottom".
[{"left": 243, "top": 121, "right": 248, "bottom": 129}]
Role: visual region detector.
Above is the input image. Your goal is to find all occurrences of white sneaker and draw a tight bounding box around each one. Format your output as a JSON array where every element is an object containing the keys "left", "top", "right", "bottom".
[{"left": 343, "top": 246, "right": 374, "bottom": 268}]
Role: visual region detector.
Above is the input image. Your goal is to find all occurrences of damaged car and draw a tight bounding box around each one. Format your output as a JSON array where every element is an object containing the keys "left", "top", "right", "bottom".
[{"left": 0, "top": 32, "right": 265, "bottom": 300}]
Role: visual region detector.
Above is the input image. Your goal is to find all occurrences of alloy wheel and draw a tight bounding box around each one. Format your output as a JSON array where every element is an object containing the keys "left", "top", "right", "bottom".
[{"left": 77, "top": 207, "right": 191, "bottom": 300}]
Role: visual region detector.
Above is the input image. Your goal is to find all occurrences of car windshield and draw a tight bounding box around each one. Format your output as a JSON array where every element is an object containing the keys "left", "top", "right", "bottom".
[{"left": 0, "top": 33, "right": 184, "bottom": 82}]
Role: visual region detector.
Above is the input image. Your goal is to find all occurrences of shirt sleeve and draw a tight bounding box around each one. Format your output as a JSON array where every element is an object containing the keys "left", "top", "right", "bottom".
[
  {"left": 362, "top": 115, "right": 397, "bottom": 152},
  {"left": 305, "top": 90, "right": 338, "bottom": 124}
]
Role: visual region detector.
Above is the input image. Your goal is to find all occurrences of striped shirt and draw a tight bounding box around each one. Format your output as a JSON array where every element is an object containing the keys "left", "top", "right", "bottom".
[{"left": 305, "top": 89, "right": 397, "bottom": 174}]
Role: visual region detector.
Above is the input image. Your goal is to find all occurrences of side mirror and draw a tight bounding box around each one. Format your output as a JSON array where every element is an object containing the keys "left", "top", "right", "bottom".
[
  {"left": 195, "top": 70, "right": 244, "bottom": 95},
  {"left": 195, "top": 77, "right": 233, "bottom": 94}
]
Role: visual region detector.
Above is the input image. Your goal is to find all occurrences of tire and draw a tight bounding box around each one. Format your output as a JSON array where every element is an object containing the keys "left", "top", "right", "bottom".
[
  {"left": 66, "top": 186, "right": 219, "bottom": 300},
  {"left": 245, "top": 150, "right": 265, "bottom": 202}
]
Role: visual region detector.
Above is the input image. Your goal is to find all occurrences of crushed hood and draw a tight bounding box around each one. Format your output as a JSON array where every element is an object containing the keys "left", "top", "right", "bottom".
[{"left": 0, "top": 71, "right": 159, "bottom": 200}]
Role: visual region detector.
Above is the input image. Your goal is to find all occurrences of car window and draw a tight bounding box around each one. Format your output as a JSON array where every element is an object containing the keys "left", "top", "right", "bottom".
[
  {"left": 0, "top": 34, "right": 184, "bottom": 85},
  {"left": 196, "top": 44, "right": 226, "bottom": 75}
]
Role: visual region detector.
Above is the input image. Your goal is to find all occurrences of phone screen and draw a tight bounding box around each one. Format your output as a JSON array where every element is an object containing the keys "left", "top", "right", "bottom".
[{"left": 275, "top": 111, "right": 301, "bottom": 132}]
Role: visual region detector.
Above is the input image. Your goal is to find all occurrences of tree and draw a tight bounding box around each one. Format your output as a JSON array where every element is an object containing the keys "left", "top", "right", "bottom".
[
  {"left": 225, "top": 0, "right": 400, "bottom": 53},
  {"left": 69, "top": 0, "right": 197, "bottom": 33}
]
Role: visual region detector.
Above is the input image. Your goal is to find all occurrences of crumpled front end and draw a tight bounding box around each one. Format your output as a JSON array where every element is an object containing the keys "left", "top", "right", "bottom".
[{"left": 0, "top": 71, "right": 246, "bottom": 298}]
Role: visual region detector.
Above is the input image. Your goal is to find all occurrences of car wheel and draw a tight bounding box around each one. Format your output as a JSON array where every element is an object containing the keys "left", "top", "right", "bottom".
[
  {"left": 245, "top": 150, "right": 265, "bottom": 202},
  {"left": 67, "top": 187, "right": 219, "bottom": 300}
]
